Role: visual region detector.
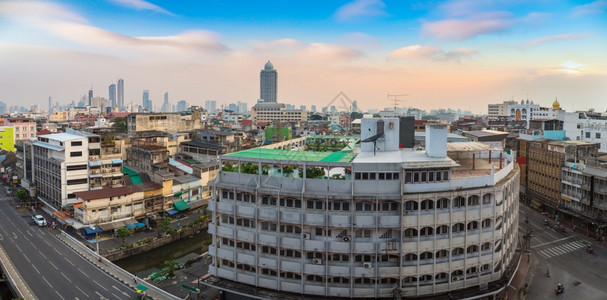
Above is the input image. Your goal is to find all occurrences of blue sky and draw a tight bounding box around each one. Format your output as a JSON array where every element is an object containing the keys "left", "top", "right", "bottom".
[{"left": 0, "top": 0, "right": 606, "bottom": 113}]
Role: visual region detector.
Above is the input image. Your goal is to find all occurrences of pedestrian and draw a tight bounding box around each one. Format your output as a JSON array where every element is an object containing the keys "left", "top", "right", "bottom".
[
  {"left": 133, "top": 276, "right": 137, "bottom": 284},
  {"left": 573, "top": 225, "right": 576, "bottom": 232}
]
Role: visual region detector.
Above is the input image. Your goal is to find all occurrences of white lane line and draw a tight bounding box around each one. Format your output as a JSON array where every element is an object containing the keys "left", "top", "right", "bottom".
[
  {"left": 23, "top": 254, "right": 30, "bottom": 263},
  {"left": 29, "top": 241, "right": 37, "bottom": 249},
  {"left": 32, "top": 264, "right": 40, "bottom": 274},
  {"left": 75, "top": 286, "right": 89, "bottom": 297},
  {"left": 42, "top": 276, "right": 52, "bottom": 287},
  {"left": 23, "top": 235, "right": 29, "bottom": 241},
  {"left": 15, "top": 244, "right": 22, "bottom": 252},
  {"left": 65, "top": 257, "right": 75, "bottom": 266},
  {"left": 93, "top": 279, "right": 108, "bottom": 291},
  {"left": 55, "top": 290, "right": 66, "bottom": 300},
  {"left": 95, "top": 291, "right": 109, "bottom": 300},
  {"left": 544, "top": 248, "right": 560, "bottom": 256},
  {"left": 112, "top": 293, "right": 121, "bottom": 300},
  {"left": 550, "top": 247, "right": 566, "bottom": 255},
  {"left": 112, "top": 285, "right": 130, "bottom": 296},
  {"left": 43, "top": 239, "right": 52, "bottom": 247},
  {"left": 561, "top": 244, "right": 578, "bottom": 251},
  {"left": 532, "top": 236, "right": 574, "bottom": 248},
  {"left": 78, "top": 268, "right": 90, "bottom": 278},
  {"left": 539, "top": 251, "right": 550, "bottom": 258},
  {"left": 53, "top": 247, "right": 62, "bottom": 256},
  {"left": 61, "top": 272, "right": 73, "bottom": 283},
  {"left": 38, "top": 251, "right": 47, "bottom": 260},
  {"left": 49, "top": 260, "right": 59, "bottom": 270}
]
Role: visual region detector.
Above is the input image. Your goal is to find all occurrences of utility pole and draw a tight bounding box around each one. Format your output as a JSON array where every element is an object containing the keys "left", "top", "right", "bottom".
[{"left": 388, "top": 94, "right": 409, "bottom": 111}]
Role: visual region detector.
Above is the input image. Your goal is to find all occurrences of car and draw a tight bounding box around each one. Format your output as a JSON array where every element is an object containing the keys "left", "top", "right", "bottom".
[{"left": 32, "top": 215, "right": 47, "bottom": 227}]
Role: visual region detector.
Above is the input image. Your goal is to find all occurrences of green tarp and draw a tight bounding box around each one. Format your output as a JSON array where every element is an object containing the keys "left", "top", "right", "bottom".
[
  {"left": 173, "top": 191, "right": 183, "bottom": 197},
  {"left": 173, "top": 200, "right": 190, "bottom": 211},
  {"left": 130, "top": 174, "right": 142, "bottom": 185}
]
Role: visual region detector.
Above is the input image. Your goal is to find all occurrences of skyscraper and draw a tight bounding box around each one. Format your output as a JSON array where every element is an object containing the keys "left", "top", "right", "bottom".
[
  {"left": 177, "top": 100, "right": 188, "bottom": 112},
  {"left": 117, "top": 78, "right": 124, "bottom": 108},
  {"left": 260, "top": 61, "right": 277, "bottom": 102},
  {"left": 108, "top": 83, "right": 117, "bottom": 108},
  {"left": 161, "top": 92, "right": 169, "bottom": 112},
  {"left": 352, "top": 100, "right": 358, "bottom": 112},
  {"left": 311, "top": 105, "right": 316, "bottom": 112},
  {"left": 88, "top": 88, "right": 93, "bottom": 106},
  {"left": 48, "top": 96, "right": 53, "bottom": 114},
  {"left": 142, "top": 90, "right": 150, "bottom": 112},
  {"left": 205, "top": 100, "right": 217, "bottom": 114}
]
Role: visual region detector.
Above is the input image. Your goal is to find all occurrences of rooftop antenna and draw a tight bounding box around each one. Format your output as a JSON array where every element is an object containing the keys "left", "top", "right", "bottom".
[{"left": 388, "top": 94, "right": 409, "bottom": 111}]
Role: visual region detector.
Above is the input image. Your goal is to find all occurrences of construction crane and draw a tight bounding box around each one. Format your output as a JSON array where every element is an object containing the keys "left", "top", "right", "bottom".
[{"left": 388, "top": 94, "right": 409, "bottom": 111}]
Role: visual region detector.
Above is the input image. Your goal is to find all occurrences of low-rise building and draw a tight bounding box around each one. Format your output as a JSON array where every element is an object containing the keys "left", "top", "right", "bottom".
[
  {"left": 251, "top": 102, "right": 307, "bottom": 124},
  {"left": 74, "top": 185, "right": 144, "bottom": 225},
  {"left": 127, "top": 107, "right": 206, "bottom": 134},
  {"left": 4, "top": 117, "right": 36, "bottom": 143},
  {"left": 0, "top": 126, "right": 15, "bottom": 152}
]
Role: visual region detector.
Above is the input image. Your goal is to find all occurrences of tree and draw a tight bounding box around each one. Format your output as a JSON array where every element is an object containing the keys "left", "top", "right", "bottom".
[
  {"left": 112, "top": 117, "right": 127, "bottom": 133},
  {"left": 306, "top": 167, "right": 325, "bottom": 179},
  {"left": 14, "top": 188, "right": 28, "bottom": 203},
  {"left": 350, "top": 111, "right": 363, "bottom": 120},
  {"left": 157, "top": 217, "right": 173, "bottom": 236},
  {"left": 161, "top": 258, "right": 179, "bottom": 278},
  {"left": 116, "top": 227, "right": 132, "bottom": 245}
]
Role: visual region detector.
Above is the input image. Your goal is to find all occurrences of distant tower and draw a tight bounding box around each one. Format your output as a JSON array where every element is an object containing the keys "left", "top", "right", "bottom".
[
  {"left": 117, "top": 78, "right": 124, "bottom": 108},
  {"left": 162, "top": 92, "right": 169, "bottom": 112},
  {"left": 260, "top": 61, "right": 277, "bottom": 103},
  {"left": 88, "top": 88, "right": 93, "bottom": 106},
  {"left": 108, "top": 83, "right": 117, "bottom": 109},
  {"left": 142, "top": 90, "right": 150, "bottom": 112},
  {"left": 48, "top": 96, "right": 53, "bottom": 114},
  {"left": 352, "top": 100, "right": 358, "bottom": 112}
]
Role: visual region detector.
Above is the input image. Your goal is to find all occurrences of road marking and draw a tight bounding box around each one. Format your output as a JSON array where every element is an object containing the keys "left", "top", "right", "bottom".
[
  {"left": 54, "top": 290, "right": 66, "bottom": 300},
  {"left": 15, "top": 244, "right": 21, "bottom": 252},
  {"left": 43, "top": 239, "right": 52, "bottom": 247},
  {"left": 23, "top": 235, "right": 29, "bottom": 241},
  {"left": 32, "top": 264, "right": 40, "bottom": 274},
  {"left": 0, "top": 233, "right": 3, "bottom": 241},
  {"left": 75, "top": 285, "right": 89, "bottom": 297},
  {"left": 53, "top": 247, "right": 63, "bottom": 256},
  {"left": 38, "top": 251, "right": 47, "bottom": 260},
  {"left": 49, "top": 260, "right": 59, "bottom": 270},
  {"left": 65, "top": 257, "right": 75, "bottom": 266},
  {"left": 12, "top": 232, "right": 17, "bottom": 240},
  {"left": 42, "top": 276, "right": 52, "bottom": 287},
  {"left": 78, "top": 268, "right": 90, "bottom": 278},
  {"left": 61, "top": 272, "right": 73, "bottom": 283},
  {"left": 112, "top": 285, "right": 129, "bottom": 296},
  {"left": 95, "top": 291, "right": 110, "bottom": 300},
  {"left": 532, "top": 236, "right": 574, "bottom": 248},
  {"left": 94, "top": 279, "right": 108, "bottom": 291},
  {"left": 112, "top": 293, "right": 122, "bottom": 300},
  {"left": 23, "top": 254, "right": 30, "bottom": 263}
]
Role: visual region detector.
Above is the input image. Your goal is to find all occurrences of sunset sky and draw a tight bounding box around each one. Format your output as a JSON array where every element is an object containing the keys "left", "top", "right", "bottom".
[{"left": 0, "top": 0, "right": 606, "bottom": 113}]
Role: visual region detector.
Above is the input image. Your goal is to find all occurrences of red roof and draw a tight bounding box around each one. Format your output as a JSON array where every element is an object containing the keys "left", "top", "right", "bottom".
[
  {"left": 74, "top": 185, "right": 141, "bottom": 201},
  {"left": 37, "top": 129, "right": 52, "bottom": 135},
  {"left": 257, "top": 122, "right": 268, "bottom": 126},
  {"left": 105, "top": 112, "right": 129, "bottom": 118},
  {"left": 414, "top": 120, "right": 428, "bottom": 125},
  {"left": 240, "top": 120, "right": 252, "bottom": 126}
]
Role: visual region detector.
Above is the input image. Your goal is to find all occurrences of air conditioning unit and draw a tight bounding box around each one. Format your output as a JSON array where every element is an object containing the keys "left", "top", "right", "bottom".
[
  {"left": 342, "top": 236, "right": 351, "bottom": 242},
  {"left": 363, "top": 262, "right": 373, "bottom": 269},
  {"left": 312, "top": 259, "right": 323, "bottom": 265},
  {"left": 302, "top": 233, "right": 310, "bottom": 240}
]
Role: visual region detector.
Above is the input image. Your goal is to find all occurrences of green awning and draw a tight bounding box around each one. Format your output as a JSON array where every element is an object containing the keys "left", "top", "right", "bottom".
[
  {"left": 173, "top": 200, "right": 190, "bottom": 211},
  {"left": 130, "top": 174, "right": 142, "bottom": 185},
  {"left": 173, "top": 191, "right": 183, "bottom": 197}
]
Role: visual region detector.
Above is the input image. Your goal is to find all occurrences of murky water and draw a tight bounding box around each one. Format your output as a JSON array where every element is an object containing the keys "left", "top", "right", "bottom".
[{"left": 115, "top": 231, "right": 211, "bottom": 278}]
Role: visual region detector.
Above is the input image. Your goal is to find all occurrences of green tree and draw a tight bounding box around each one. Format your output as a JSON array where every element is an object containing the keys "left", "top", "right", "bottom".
[
  {"left": 157, "top": 217, "right": 173, "bottom": 236},
  {"left": 161, "top": 258, "right": 179, "bottom": 278},
  {"left": 116, "top": 227, "right": 132, "bottom": 245},
  {"left": 306, "top": 167, "right": 325, "bottom": 179},
  {"left": 350, "top": 111, "right": 363, "bottom": 120},
  {"left": 14, "top": 188, "right": 28, "bottom": 203},
  {"left": 112, "top": 117, "right": 127, "bottom": 133}
]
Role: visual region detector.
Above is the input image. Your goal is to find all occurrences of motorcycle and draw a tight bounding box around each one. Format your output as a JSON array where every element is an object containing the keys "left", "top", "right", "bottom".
[
  {"left": 587, "top": 245, "right": 594, "bottom": 254},
  {"left": 555, "top": 283, "right": 565, "bottom": 295},
  {"left": 543, "top": 219, "right": 550, "bottom": 226}
]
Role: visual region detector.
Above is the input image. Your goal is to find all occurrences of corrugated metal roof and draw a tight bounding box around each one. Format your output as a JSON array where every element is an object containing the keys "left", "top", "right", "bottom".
[{"left": 447, "top": 142, "right": 496, "bottom": 152}]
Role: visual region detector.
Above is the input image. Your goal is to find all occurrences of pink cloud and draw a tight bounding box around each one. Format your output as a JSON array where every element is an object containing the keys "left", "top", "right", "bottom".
[
  {"left": 334, "top": 0, "right": 387, "bottom": 21},
  {"left": 518, "top": 33, "right": 589, "bottom": 48},
  {"left": 109, "top": 0, "right": 174, "bottom": 15},
  {"left": 388, "top": 45, "right": 477, "bottom": 62},
  {"left": 422, "top": 11, "right": 514, "bottom": 41},
  {"left": 572, "top": 0, "right": 607, "bottom": 17}
]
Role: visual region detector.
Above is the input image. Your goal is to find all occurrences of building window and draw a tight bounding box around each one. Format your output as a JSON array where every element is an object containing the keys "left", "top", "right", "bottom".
[
  {"left": 71, "top": 141, "right": 82, "bottom": 146},
  {"left": 586, "top": 132, "right": 591, "bottom": 138},
  {"left": 70, "top": 151, "right": 82, "bottom": 157},
  {"left": 597, "top": 133, "right": 601, "bottom": 139},
  {"left": 66, "top": 164, "right": 87, "bottom": 171},
  {"left": 67, "top": 178, "right": 87, "bottom": 185}
]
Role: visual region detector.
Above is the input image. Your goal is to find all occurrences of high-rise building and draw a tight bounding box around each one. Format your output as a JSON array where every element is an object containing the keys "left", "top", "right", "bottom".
[
  {"left": 207, "top": 119, "right": 520, "bottom": 299},
  {"left": 300, "top": 105, "right": 306, "bottom": 111},
  {"left": 352, "top": 100, "right": 358, "bottom": 112},
  {"left": 311, "top": 105, "right": 316, "bottom": 112},
  {"left": 260, "top": 60, "right": 277, "bottom": 103},
  {"left": 161, "top": 92, "right": 170, "bottom": 112},
  {"left": 48, "top": 96, "right": 53, "bottom": 114},
  {"left": 205, "top": 100, "right": 217, "bottom": 114},
  {"left": 117, "top": 79, "right": 124, "bottom": 108},
  {"left": 237, "top": 101, "right": 248, "bottom": 114},
  {"left": 88, "top": 89, "right": 93, "bottom": 106},
  {"left": 108, "top": 83, "right": 117, "bottom": 108},
  {"left": 142, "top": 90, "right": 151, "bottom": 112},
  {"left": 177, "top": 100, "right": 188, "bottom": 112}
]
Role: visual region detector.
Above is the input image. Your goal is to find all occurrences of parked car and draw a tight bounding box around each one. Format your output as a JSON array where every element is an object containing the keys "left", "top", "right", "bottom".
[{"left": 32, "top": 215, "right": 47, "bottom": 227}]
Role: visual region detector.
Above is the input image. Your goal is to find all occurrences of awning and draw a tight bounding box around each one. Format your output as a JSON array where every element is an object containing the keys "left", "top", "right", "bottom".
[
  {"left": 99, "top": 221, "right": 126, "bottom": 231},
  {"left": 173, "top": 191, "right": 183, "bottom": 197},
  {"left": 125, "top": 223, "right": 137, "bottom": 230},
  {"left": 112, "top": 173, "right": 123, "bottom": 177},
  {"left": 165, "top": 208, "right": 179, "bottom": 215},
  {"left": 112, "top": 159, "right": 123, "bottom": 164},
  {"left": 173, "top": 200, "right": 191, "bottom": 211},
  {"left": 66, "top": 218, "right": 85, "bottom": 229},
  {"left": 83, "top": 226, "right": 102, "bottom": 235},
  {"left": 89, "top": 174, "right": 102, "bottom": 178},
  {"left": 89, "top": 160, "right": 102, "bottom": 167}
]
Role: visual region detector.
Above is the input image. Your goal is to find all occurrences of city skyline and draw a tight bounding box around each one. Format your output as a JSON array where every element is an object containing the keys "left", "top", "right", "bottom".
[{"left": 0, "top": 0, "right": 606, "bottom": 113}]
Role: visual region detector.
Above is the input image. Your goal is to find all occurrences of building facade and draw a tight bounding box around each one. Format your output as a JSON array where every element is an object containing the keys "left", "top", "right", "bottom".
[
  {"left": 4, "top": 118, "right": 36, "bottom": 143},
  {"left": 109, "top": 83, "right": 117, "bottom": 108},
  {"left": 563, "top": 111, "right": 607, "bottom": 153},
  {"left": 0, "top": 127, "right": 14, "bottom": 152},
  {"left": 206, "top": 119, "right": 520, "bottom": 298},
  {"left": 260, "top": 61, "right": 277, "bottom": 103},
  {"left": 251, "top": 103, "right": 307, "bottom": 124},
  {"left": 117, "top": 79, "right": 124, "bottom": 108},
  {"left": 127, "top": 109, "right": 205, "bottom": 134}
]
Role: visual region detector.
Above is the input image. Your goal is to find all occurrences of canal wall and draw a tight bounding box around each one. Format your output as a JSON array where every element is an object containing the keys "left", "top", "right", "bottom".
[{"left": 105, "top": 220, "right": 210, "bottom": 261}]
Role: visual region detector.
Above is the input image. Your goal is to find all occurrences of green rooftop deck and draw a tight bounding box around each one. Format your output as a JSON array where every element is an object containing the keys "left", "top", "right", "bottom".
[{"left": 224, "top": 148, "right": 357, "bottom": 163}]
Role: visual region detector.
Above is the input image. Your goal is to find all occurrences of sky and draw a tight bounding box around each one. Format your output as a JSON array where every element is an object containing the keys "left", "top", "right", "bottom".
[{"left": 0, "top": 0, "right": 606, "bottom": 114}]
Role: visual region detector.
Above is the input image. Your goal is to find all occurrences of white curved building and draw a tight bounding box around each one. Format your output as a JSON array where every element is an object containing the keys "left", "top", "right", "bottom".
[{"left": 207, "top": 118, "right": 519, "bottom": 298}]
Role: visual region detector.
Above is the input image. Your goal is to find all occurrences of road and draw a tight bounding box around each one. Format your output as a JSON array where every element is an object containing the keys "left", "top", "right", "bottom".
[
  {"left": 0, "top": 189, "right": 137, "bottom": 300},
  {"left": 521, "top": 204, "right": 607, "bottom": 300}
]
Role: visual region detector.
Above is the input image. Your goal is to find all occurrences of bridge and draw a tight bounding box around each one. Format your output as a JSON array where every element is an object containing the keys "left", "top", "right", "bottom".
[{"left": 0, "top": 191, "right": 179, "bottom": 300}]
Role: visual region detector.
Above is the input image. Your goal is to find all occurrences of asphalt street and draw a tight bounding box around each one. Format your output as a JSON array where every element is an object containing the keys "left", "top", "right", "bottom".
[
  {"left": 0, "top": 189, "right": 137, "bottom": 300},
  {"left": 521, "top": 204, "right": 607, "bottom": 300}
]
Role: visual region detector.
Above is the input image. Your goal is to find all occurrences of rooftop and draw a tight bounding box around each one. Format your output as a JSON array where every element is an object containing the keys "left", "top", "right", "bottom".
[
  {"left": 74, "top": 185, "right": 141, "bottom": 200},
  {"left": 224, "top": 148, "right": 357, "bottom": 163},
  {"left": 44, "top": 132, "right": 85, "bottom": 142}
]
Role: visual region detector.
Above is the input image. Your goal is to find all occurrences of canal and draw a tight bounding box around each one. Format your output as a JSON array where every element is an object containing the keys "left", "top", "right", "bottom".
[{"left": 115, "top": 231, "right": 212, "bottom": 278}]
